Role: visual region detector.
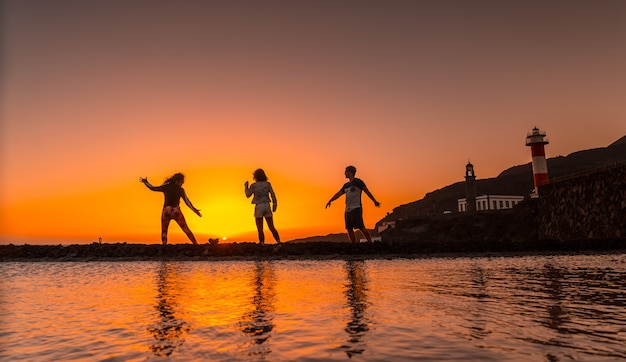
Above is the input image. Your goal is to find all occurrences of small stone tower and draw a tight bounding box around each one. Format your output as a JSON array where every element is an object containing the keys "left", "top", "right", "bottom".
[{"left": 465, "top": 161, "right": 477, "bottom": 212}]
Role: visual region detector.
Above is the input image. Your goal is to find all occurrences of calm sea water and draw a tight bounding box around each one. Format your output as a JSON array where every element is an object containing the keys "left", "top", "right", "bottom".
[{"left": 1, "top": 254, "right": 625, "bottom": 361}]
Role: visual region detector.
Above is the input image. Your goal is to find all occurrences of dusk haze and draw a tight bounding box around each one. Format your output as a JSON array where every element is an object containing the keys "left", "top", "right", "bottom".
[{"left": 1, "top": 0, "right": 625, "bottom": 245}]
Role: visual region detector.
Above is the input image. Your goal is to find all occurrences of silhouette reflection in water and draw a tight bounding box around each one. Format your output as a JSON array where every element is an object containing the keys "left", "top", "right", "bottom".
[
  {"left": 340, "top": 259, "right": 370, "bottom": 358},
  {"left": 239, "top": 261, "right": 276, "bottom": 358},
  {"left": 466, "top": 265, "right": 491, "bottom": 340},
  {"left": 540, "top": 264, "right": 569, "bottom": 332},
  {"left": 541, "top": 264, "right": 569, "bottom": 362},
  {"left": 147, "top": 262, "right": 190, "bottom": 357}
]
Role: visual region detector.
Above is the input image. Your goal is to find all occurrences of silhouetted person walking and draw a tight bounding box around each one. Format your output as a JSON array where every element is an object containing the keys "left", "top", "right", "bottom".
[
  {"left": 326, "top": 165, "right": 380, "bottom": 243},
  {"left": 140, "top": 173, "right": 201, "bottom": 245},
  {"left": 245, "top": 169, "right": 281, "bottom": 245}
]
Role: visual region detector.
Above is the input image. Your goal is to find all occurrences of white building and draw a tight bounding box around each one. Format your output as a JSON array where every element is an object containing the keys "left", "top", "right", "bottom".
[{"left": 458, "top": 195, "right": 525, "bottom": 212}]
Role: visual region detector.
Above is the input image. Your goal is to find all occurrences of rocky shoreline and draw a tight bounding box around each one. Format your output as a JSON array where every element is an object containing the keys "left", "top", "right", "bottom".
[{"left": 1, "top": 239, "right": 624, "bottom": 262}]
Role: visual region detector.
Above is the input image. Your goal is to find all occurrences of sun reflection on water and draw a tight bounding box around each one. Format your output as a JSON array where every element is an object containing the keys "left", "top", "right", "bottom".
[{"left": 1, "top": 255, "right": 626, "bottom": 361}]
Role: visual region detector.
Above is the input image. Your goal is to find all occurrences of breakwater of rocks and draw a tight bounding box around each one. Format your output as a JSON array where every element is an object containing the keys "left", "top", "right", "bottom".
[
  {"left": 0, "top": 242, "right": 404, "bottom": 261},
  {"left": 2, "top": 238, "right": 624, "bottom": 262}
]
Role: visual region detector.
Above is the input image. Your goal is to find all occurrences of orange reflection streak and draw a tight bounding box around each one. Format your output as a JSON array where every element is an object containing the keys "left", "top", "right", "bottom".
[
  {"left": 238, "top": 261, "right": 277, "bottom": 357},
  {"left": 182, "top": 264, "right": 252, "bottom": 328},
  {"left": 142, "top": 262, "right": 256, "bottom": 357},
  {"left": 341, "top": 260, "right": 370, "bottom": 357},
  {"left": 147, "top": 262, "right": 191, "bottom": 357}
]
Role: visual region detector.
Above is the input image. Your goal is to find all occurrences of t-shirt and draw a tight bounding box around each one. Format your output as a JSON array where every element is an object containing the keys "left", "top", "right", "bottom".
[
  {"left": 340, "top": 178, "right": 367, "bottom": 212},
  {"left": 152, "top": 183, "right": 185, "bottom": 207},
  {"left": 246, "top": 181, "right": 277, "bottom": 204}
]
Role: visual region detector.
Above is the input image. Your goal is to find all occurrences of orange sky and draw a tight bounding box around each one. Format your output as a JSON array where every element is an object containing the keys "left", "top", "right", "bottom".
[{"left": 1, "top": 1, "right": 625, "bottom": 244}]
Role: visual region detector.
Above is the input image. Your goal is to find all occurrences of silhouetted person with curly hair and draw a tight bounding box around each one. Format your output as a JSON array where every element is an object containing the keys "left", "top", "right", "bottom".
[{"left": 140, "top": 173, "right": 202, "bottom": 245}]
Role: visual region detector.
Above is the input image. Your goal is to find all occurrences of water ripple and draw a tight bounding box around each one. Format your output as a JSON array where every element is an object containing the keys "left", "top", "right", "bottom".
[{"left": 1, "top": 254, "right": 625, "bottom": 361}]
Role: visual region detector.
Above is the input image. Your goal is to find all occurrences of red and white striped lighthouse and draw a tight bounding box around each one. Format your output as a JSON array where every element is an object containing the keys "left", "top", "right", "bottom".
[{"left": 525, "top": 127, "right": 549, "bottom": 194}]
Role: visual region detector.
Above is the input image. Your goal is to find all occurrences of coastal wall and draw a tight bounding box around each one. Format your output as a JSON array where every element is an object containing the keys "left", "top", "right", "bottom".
[{"left": 537, "top": 164, "right": 626, "bottom": 240}]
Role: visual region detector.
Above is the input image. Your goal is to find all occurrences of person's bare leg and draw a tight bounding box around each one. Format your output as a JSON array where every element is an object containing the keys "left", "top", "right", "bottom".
[
  {"left": 347, "top": 229, "right": 357, "bottom": 243},
  {"left": 181, "top": 225, "right": 198, "bottom": 245},
  {"left": 256, "top": 217, "right": 265, "bottom": 244},
  {"left": 161, "top": 219, "right": 170, "bottom": 245},
  {"left": 359, "top": 228, "right": 373, "bottom": 243},
  {"left": 176, "top": 215, "right": 198, "bottom": 245},
  {"left": 265, "top": 217, "right": 281, "bottom": 243}
]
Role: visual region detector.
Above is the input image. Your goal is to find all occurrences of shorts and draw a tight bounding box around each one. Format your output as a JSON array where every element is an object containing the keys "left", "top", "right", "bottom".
[
  {"left": 345, "top": 207, "right": 365, "bottom": 230},
  {"left": 254, "top": 203, "right": 273, "bottom": 218},
  {"left": 162, "top": 205, "right": 187, "bottom": 226}
]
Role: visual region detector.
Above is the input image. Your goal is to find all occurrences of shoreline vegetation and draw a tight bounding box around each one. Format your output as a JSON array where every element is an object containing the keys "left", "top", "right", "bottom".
[{"left": 1, "top": 240, "right": 624, "bottom": 262}]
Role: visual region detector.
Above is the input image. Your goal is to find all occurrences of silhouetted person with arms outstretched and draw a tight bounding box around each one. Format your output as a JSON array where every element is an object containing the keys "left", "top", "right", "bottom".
[
  {"left": 245, "top": 169, "right": 281, "bottom": 245},
  {"left": 140, "top": 173, "right": 201, "bottom": 245},
  {"left": 326, "top": 165, "right": 380, "bottom": 243}
]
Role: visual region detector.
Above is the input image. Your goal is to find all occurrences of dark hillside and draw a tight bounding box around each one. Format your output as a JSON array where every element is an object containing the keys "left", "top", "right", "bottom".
[{"left": 379, "top": 135, "right": 626, "bottom": 225}]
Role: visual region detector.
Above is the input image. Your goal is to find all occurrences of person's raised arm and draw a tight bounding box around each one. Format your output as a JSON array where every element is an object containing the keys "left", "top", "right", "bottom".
[
  {"left": 244, "top": 181, "right": 254, "bottom": 198},
  {"left": 326, "top": 190, "right": 345, "bottom": 208},
  {"left": 269, "top": 183, "right": 278, "bottom": 212},
  {"left": 182, "top": 189, "right": 202, "bottom": 217},
  {"left": 139, "top": 177, "right": 160, "bottom": 191},
  {"left": 363, "top": 187, "right": 380, "bottom": 207}
]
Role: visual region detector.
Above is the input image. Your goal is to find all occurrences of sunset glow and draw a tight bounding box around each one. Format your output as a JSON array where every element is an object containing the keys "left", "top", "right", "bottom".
[{"left": 1, "top": 1, "right": 625, "bottom": 244}]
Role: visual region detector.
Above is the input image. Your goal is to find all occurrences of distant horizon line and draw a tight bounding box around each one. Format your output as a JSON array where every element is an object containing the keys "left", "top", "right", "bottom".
[{"left": 0, "top": 232, "right": 356, "bottom": 246}]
